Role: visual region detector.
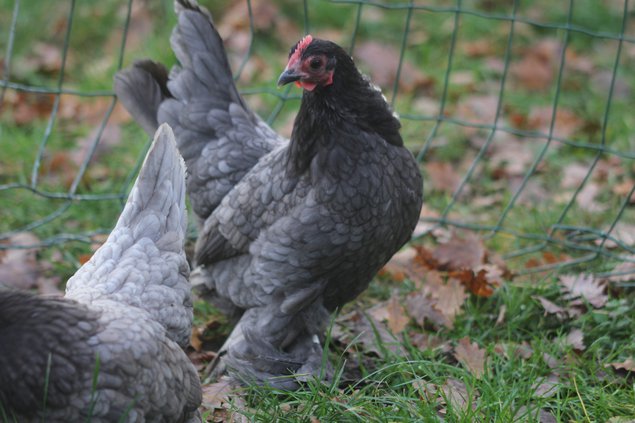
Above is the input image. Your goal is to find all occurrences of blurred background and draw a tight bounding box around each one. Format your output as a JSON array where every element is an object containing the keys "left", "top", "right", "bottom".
[{"left": 1, "top": 0, "right": 634, "bottom": 288}]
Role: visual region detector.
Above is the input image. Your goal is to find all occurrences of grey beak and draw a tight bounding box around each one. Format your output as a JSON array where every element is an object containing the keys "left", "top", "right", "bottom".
[{"left": 277, "top": 68, "right": 301, "bottom": 86}]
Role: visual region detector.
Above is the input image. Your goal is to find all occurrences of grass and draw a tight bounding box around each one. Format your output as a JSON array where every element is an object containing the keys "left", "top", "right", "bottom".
[{"left": 1, "top": 0, "right": 634, "bottom": 421}]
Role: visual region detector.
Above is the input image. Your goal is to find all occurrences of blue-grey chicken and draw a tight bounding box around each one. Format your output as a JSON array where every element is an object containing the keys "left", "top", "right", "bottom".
[
  {"left": 0, "top": 125, "right": 201, "bottom": 422},
  {"left": 114, "top": 0, "right": 423, "bottom": 389}
]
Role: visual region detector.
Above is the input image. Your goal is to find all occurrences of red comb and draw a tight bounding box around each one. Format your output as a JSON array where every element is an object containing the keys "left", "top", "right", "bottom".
[{"left": 287, "top": 34, "right": 313, "bottom": 68}]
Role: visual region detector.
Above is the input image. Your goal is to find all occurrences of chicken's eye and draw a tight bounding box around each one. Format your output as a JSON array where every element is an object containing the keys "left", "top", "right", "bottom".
[{"left": 309, "top": 58, "right": 322, "bottom": 70}]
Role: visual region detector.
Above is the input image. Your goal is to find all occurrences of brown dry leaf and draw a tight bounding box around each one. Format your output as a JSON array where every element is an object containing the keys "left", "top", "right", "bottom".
[
  {"left": 559, "top": 274, "right": 608, "bottom": 308},
  {"left": 561, "top": 163, "right": 590, "bottom": 189},
  {"left": 598, "top": 222, "right": 635, "bottom": 249},
  {"left": 190, "top": 327, "right": 203, "bottom": 352},
  {"left": 527, "top": 106, "right": 584, "bottom": 139},
  {"left": 524, "top": 252, "right": 572, "bottom": 270},
  {"left": 440, "top": 378, "right": 477, "bottom": 414},
  {"left": 413, "top": 245, "right": 441, "bottom": 270},
  {"left": 565, "top": 328, "right": 585, "bottom": 351},
  {"left": 413, "top": 379, "right": 438, "bottom": 402},
  {"left": 454, "top": 94, "right": 499, "bottom": 137},
  {"left": 534, "top": 296, "right": 567, "bottom": 319},
  {"left": 427, "top": 161, "right": 461, "bottom": 194},
  {"left": 333, "top": 310, "right": 404, "bottom": 356},
  {"left": 356, "top": 41, "right": 431, "bottom": 92},
  {"left": 576, "top": 182, "right": 607, "bottom": 213},
  {"left": 489, "top": 136, "right": 536, "bottom": 177},
  {"left": 71, "top": 124, "right": 123, "bottom": 167},
  {"left": 409, "top": 332, "right": 451, "bottom": 352},
  {"left": 405, "top": 290, "right": 453, "bottom": 329},
  {"left": 514, "top": 406, "right": 558, "bottom": 423},
  {"left": 379, "top": 246, "right": 422, "bottom": 282},
  {"left": 414, "top": 378, "right": 478, "bottom": 415},
  {"left": 543, "top": 353, "right": 560, "bottom": 369},
  {"left": 511, "top": 39, "right": 559, "bottom": 90},
  {"left": 607, "top": 258, "right": 635, "bottom": 283},
  {"left": 494, "top": 342, "right": 534, "bottom": 360},
  {"left": 386, "top": 293, "right": 409, "bottom": 334},
  {"left": 453, "top": 337, "right": 486, "bottom": 378},
  {"left": 367, "top": 293, "right": 410, "bottom": 334},
  {"left": 532, "top": 375, "right": 560, "bottom": 399},
  {"left": 16, "top": 42, "right": 64, "bottom": 75},
  {"left": 60, "top": 95, "right": 130, "bottom": 126},
  {"left": 433, "top": 232, "right": 485, "bottom": 270},
  {"left": 612, "top": 180, "right": 635, "bottom": 203},
  {"left": 0, "top": 232, "right": 41, "bottom": 290},
  {"left": 463, "top": 39, "right": 496, "bottom": 57},
  {"left": 449, "top": 268, "right": 496, "bottom": 297},
  {"left": 8, "top": 91, "right": 56, "bottom": 125},
  {"left": 495, "top": 304, "right": 507, "bottom": 326},
  {"left": 434, "top": 278, "right": 469, "bottom": 325},
  {"left": 201, "top": 378, "right": 248, "bottom": 423},
  {"left": 606, "top": 357, "right": 635, "bottom": 372}
]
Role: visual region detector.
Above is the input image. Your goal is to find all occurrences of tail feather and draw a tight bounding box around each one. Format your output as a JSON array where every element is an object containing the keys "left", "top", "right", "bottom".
[
  {"left": 114, "top": 60, "right": 170, "bottom": 135},
  {"left": 66, "top": 124, "right": 192, "bottom": 347}
]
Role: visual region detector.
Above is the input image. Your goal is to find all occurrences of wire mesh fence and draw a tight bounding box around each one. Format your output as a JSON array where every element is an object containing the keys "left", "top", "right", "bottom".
[{"left": 1, "top": 0, "right": 634, "bottom": 279}]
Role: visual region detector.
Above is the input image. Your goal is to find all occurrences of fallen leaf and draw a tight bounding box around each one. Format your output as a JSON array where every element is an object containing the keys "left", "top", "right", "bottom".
[
  {"left": 453, "top": 337, "right": 486, "bottom": 378},
  {"left": 511, "top": 39, "right": 559, "bottom": 90},
  {"left": 565, "top": 328, "right": 585, "bottom": 351},
  {"left": 426, "top": 161, "right": 462, "bottom": 194},
  {"left": 449, "top": 268, "right": 496, "bottom": 297},
  {"left": 527, "top": 106, "right": 584, "bottom": 139},
  {"left": 534, "top": 296, "right": 567, "bottom": 318},
  {"left": 561, "top": 163, "right": 590, "bottom": 189},
  {"left": 494, "top": 341, "right": 535, "bottom": 361},
  {"left": 0, "top": 232, "right": 41, "bottom": 290},
  {"left": 606, "top": 358, "right": 635, "bottom": 372},
  {"left": 495, "top": 304, "right": 507, "bottom": 326},
  {"left": 454, "top": 94, "right": 499, "bottom": 137},
  {"left": 405, "top": 289, "right": 453, "bottom": 329},
  {"left": 8, "top": 91, "right": 55, "bottom": 125},
  {"left": 433, "top": 232, "right": 485, "bottom": 270},
  {"left": 559, "top": 274, "right": 608, "bottom": 308},
  {"left": 440, "top": 378, "right": 477, "bottom": 414},
  {"left": 576, "top": 182, "right": 607, "bottom": 213},
  {"left": 462, "top": 39, "right": 496, "bottom": 57},
  {"left": 356, "top": 41, "right": 432, "bottom": 92},
  {"left": 367, "top": 293, "right": 410, "bottom": 334},
  {"left": 409, "top": 333, "right": 451, "bottom": 352},
  {"left": 190, "top": 327, "right": 203, "bottom": 352},
  {"left": 489, "top": 136, "right": 536, "bottom": 177},
  {"left": 532, "top": 374, "right": 560, "bottom": 398},
  {"left": 415, "top": 377, "right": 478, "bottom": 414},
  {"left": 379, "top": 246, "right": 422, "bottom": 282},
  {"left": 612, "top": 180, "right": 635, "bottom": 203},
  {"left": 542, "top": 353, "right": 560, "bottom": 369},
  {"left": 386, "top": 293, "right": 409, "bottom": 334},
  {"left": 607, "top": 258, "right": 635, "bottom": 283},
  {"left": 201, "top": 377, "right": 248, "bottom": 423},
  {"left": 333, "top": 310, "right": 404, "bottom": 356},
  {"left": 434, "top": 278, "right": 469, "bottom": 326},
  {"left": 514, "top": 405, "right": 557, "bottom": 423},
  {"left": 598, "top": 222, "right": 635, "bottom": 249},
  {"left": 71, "top": 123, "right": 123, "bottom": 167}
]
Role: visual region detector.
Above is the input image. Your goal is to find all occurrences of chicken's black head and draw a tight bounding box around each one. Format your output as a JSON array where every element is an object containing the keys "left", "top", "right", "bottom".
[{"left": 277, "top": 35, "right": 343, "bottom": 92}]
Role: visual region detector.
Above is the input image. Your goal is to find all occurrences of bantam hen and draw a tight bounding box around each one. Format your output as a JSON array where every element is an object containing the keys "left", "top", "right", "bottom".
[
  {"left": 114, "top": 0, "right": 423, "bottom": 388},
  {"left": 0, "top": 125, "right": 201, "bottom": 422}
]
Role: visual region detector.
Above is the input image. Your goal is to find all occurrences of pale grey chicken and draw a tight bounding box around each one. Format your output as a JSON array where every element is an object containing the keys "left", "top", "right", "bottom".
[
  {"left": 0, "top": 125, "right": 201, "bottom": 422},
  {"left": 114, "top": 0, "right": 423, "bottom": 389}
]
